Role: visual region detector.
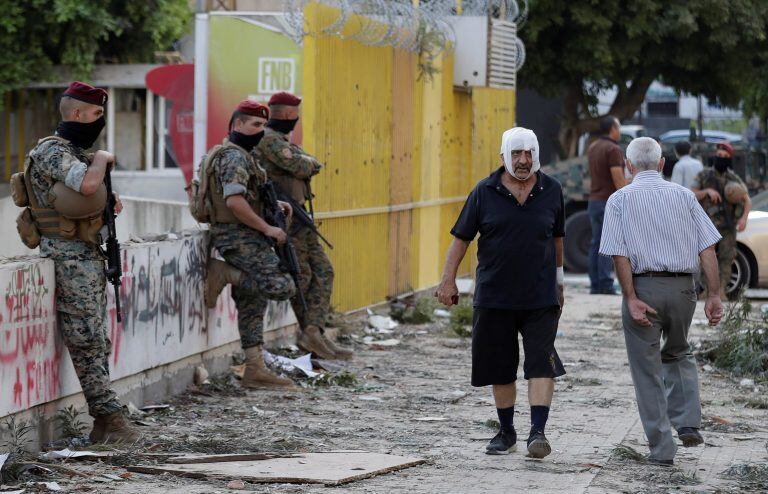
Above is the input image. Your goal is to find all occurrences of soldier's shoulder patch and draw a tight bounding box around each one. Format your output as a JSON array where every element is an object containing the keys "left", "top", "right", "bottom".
[{"left": 281, "top": 148, "right": 293, "bottom": 159}]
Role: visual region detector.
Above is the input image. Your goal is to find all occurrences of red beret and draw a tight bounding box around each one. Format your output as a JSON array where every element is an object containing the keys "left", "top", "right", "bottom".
[
  {"left": 716, "top": 142, "right": 734, "bottom": 157},
  {"left": 63, "top": 81, "right": 108, "bottom": 106},
  {"left": 268, "top": 91, "right": 302, "bottom": 107},
  {"left": 236, "top": 100, "right": 269, "bottom": 119}
]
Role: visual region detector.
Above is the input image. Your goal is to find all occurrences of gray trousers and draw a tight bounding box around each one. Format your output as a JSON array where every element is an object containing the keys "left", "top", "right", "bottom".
[{"left": 622, "top": 276, "right": 702, "bottom": 461}]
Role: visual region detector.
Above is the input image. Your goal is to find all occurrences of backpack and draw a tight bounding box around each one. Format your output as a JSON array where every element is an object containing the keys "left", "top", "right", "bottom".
[{"left": 186, "top": 145, "right": 226, "bottom": 224}]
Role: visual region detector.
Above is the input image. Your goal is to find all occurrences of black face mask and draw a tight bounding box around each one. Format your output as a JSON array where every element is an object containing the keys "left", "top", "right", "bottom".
[
  {"left": 267, "top": 118, "right": 299, "bottom": 134},
  {"left": 714, "top": 156, "right": 732, "bottom": 173},
  {"left": 228, "top": 130, "right": 264, "bottom": 152},
  {"left": 56, "top": 117, "right": 105, "bottom": 150}
]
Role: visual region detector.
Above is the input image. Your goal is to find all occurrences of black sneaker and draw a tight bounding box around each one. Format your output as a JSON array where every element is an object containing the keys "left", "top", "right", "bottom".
[
  {"left": 485, "top": 429, "right": 517, "bottom": 455},
  {"left": 678, "top": 427, "right": 703, "bottom": 447},
  {"left": 526, "top": 429, "right": 552, "bottom": 459}
]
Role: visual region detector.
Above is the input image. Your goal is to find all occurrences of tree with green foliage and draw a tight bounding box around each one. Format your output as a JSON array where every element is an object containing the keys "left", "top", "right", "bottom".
[
  {"left": 0, "top": 0, "right": 191, "bottom": 96},
  {"left": 519, "top": 0, "right": 768, "bottom": 157}
]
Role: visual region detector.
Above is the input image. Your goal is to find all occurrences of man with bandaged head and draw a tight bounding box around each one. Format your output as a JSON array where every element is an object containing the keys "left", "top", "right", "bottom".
[
  {"left": 436, "top": 127, "right": 566, "bottom": 458},
  {"left": 691, "top": 142, "right": 751, "bottom": 298}
]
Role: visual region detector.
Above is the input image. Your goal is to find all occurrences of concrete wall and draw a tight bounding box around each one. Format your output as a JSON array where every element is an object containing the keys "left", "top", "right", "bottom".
[
  {"left": 0, "top": 192, "right": 197, "bottom": 258},
  {"left": 0, "top": 231, "right": 296, "bottom": 422}
]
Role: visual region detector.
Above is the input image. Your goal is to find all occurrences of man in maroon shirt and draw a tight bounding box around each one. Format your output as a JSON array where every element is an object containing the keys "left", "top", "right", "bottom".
[{"left": 587, "top": 116, "right": 626, "bottom": 294}]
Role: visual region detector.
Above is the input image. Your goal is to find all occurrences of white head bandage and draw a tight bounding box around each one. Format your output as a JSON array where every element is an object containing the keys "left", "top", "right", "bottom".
[{"left": 500, "top": 127, "right": 540, "bottom": 181}]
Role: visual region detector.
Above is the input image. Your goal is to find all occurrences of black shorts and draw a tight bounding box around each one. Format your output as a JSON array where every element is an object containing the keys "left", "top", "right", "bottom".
[{"left": 471, "top": 306, "right": 566, "bottom": 386}]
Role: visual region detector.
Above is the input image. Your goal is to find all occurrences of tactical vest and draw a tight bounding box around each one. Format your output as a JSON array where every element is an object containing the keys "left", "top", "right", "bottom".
[
  {"left": 258, "top": 131, "right": 309, "bottom": 203},
  {"left": 189, "top": 141, "right": 264, "bottom": 224},
  {"left": 11, "top": 136, "right": 106, "bottom": 248},
  {"left": 269, "top": 169, "right": 308, "bottom": 204}
]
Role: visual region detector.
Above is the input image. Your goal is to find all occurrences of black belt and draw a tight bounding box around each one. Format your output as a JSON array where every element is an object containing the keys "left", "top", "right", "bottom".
[{"left": 633, "top": 271, "right": 692, "bottom": 278}]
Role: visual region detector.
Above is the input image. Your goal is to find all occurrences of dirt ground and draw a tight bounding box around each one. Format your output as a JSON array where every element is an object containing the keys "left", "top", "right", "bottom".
[{"left": 4, "top": 278, "right": 768, "bottom": 493}]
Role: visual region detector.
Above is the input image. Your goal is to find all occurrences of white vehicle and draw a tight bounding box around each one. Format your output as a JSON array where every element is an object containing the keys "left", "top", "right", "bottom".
[{"left": 659, "top": 129, "right": 743, "bottom": 144}]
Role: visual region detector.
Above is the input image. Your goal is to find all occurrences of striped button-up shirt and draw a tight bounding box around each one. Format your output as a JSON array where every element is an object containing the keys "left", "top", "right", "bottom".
[{"left": 599, "top": 170, "right": 722, "bottom": 273}]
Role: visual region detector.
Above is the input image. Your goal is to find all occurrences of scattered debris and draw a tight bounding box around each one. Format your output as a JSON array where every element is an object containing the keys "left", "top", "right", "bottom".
[
  {"left": 367, "top": 311, "right": 399, "bottom": 331},
  {"left": 363, "top": 338, "right": 401, "bottom": 347},
  {"left": 140, "top": 404, "right": 171, "bottom": 412},
  {"left": 565, "top": 377, "right": 602, "bottom": 386},
  {"left": 358, "top": 395, "right": 383, "bottom": 402},
  {"left": 39, "top": 449, "right": 99, "bottom": 460},
  {"left": 306, "top": 371, "right": 358, "bottom": 388},
  {"left": 433, "top": 309, "right": 450, "bottom": 318},
  {"left": 226, "top": 479, "right": 246, "bottom": 489},
  {"left": 194, "top": 365, "right": 210, "bottom": 385},
  {"left": 414, "top": 417, "right": 448, "bottom": 422},
  {"left": 128, "top": 451, "right": 426, "bottom": 486},
  {"left": 610, "top": 444, "right": 645, "bottom": 462},
  {"left": 127, "top": 403, "right": 146, "bottom": 417},
  {"left": 740, "top": 378, "right": 755, "bottom": 388},
  {"left": 390, "top": 297, "right": 437, "bottom": 324},
  {"left": 721, "top": 463, "right": 768, "bottom": 490},
  {"left": 483, "top": 419, "right": 500, "bottom": 431},
  {"left": 263, "top": 351, "right": 319, "bottom": 378},
  {"left": 734, "top": 396, "right": 768, "bottom": 409}
]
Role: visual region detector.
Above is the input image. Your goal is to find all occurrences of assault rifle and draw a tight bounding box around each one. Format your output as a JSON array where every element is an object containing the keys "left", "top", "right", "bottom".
[
  {"left": 260, "top": 181, "right": 308, "bottom": 313},
  {"left": 103, "top": 166, "right": 122, "bottom": 322},
  {"left": 271, "top": 182, "right": 334, "bottom": 250}
]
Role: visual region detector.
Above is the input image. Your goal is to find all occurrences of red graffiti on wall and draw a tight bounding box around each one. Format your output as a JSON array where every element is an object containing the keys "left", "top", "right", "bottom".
[{"left": 1, "top": 265, "right": 62, "bottom": 413}]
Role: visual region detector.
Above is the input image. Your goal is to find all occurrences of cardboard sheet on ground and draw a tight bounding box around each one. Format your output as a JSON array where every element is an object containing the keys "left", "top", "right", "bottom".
[{"left": 128, "top": 451, "right": 425, "bottom": 485}]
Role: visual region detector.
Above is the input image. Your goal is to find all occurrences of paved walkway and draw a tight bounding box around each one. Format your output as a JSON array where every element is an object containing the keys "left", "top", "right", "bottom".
[{"left": 20, "top": 281, "right": 768, "bottom": 493}]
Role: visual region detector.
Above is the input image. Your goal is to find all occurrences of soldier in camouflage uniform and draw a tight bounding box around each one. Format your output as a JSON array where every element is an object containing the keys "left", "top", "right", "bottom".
[
  {"left": 254, "top": 92, "right": 353, "bottom": 360},
  {"left": 24, "top": 82, "right": 139, "bottom": 443},
  {"left": 691, "top": 142, "right": 752, "bottom": 298},
  {"left": 203, "top": 100, "right": 303, "bottom": 389}
]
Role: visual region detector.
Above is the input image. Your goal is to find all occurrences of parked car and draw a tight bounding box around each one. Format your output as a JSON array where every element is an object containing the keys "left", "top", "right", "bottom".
[
  {"left": 659, "top": 129, "right": 743, "bottom": 144},
  {"left": 730, "top": 190, "right": 768, "bottom": 297}
]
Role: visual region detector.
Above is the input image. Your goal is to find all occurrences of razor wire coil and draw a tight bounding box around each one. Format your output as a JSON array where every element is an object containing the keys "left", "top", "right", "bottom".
[{"left": 279, "top": 0, "right": 526, "bottom": 69}]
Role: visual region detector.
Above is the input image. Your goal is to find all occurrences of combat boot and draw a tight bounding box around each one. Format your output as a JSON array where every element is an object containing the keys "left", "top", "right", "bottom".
[
  {"left": 205, "top": 258, "right": 242, "bottom": 308},
  {"left": 92, "top": 410, "right": 141, "bottom": 444},
  {"left": 320, "top": 333, "right": 354, "bottom": 360},
  {"left": 242, "top": 346, "right": 296, "bottom": 390},
  {"left": 297, "top": 325, "right": 336, "bottom": 360},
  {"left": 89, "top": 416, "right": 105, "bottom": 444}
]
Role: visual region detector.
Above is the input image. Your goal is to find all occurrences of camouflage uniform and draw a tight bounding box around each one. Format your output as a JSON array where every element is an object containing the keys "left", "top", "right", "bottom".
[
  {"left": 209, "top": 147, "right": 295, "bottom": 348},
  {"left": 691, "top": 168, "right": 746, "bottom": 292},
  {"left": 254, "top": 128, "right": 333, "bottom": 330},
  {"left": 27, "top": 139, "right": 122, "bottom": 418}
]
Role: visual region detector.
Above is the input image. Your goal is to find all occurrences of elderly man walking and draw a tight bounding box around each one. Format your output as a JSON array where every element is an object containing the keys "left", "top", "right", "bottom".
[
  {"left": 599, "top": 137, "right": 724, "bottom": 465},
  {"left": 436, "top": 127, "right": 566, "bottom": 459}
]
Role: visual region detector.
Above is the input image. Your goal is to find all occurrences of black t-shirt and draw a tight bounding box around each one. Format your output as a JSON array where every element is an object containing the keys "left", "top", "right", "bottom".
[{"left": 451, "top": 168, "right": 565, "bottom": 310}]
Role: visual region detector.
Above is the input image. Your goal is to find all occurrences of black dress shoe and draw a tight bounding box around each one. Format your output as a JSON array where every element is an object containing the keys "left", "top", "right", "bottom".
[
  {"left": 678, "top": 427, "right": 703, "bottom": 447},
  {"left": 646, "top": 455, "right": 674, "bottom": 466}
]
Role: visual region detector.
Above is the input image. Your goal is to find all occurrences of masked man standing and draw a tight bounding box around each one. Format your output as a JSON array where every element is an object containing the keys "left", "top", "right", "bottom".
[
  {"left": 436, "top": 128, "right": 566, "bottom": 458},
  {"left": 691, "top": 142, "right": 751, "bottom": 298},
  {"left": 23, "top": 82, "right": 138, "bottom": 443},
  {"left": 202, "top": 100, "right": 298, "bottom": 389},
  {"left": 255, "top": 92, "right": 352, "bottom": 360}
]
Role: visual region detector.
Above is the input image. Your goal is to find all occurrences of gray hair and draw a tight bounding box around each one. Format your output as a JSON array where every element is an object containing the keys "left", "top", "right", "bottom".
[{"left": 626, "top": 137, "right": 662, "bottom": 170}]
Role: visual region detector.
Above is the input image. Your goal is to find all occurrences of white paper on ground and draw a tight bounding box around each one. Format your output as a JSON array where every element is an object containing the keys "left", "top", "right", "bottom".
[
  {"left": 39, "top": 448, "right": 98, "bottom": 460},
  {"left": 368, "top": 315, "right": 399, "bottom": 330},
  {"left": 263, "top": 350, "right": 320, "bottom": 378}
]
